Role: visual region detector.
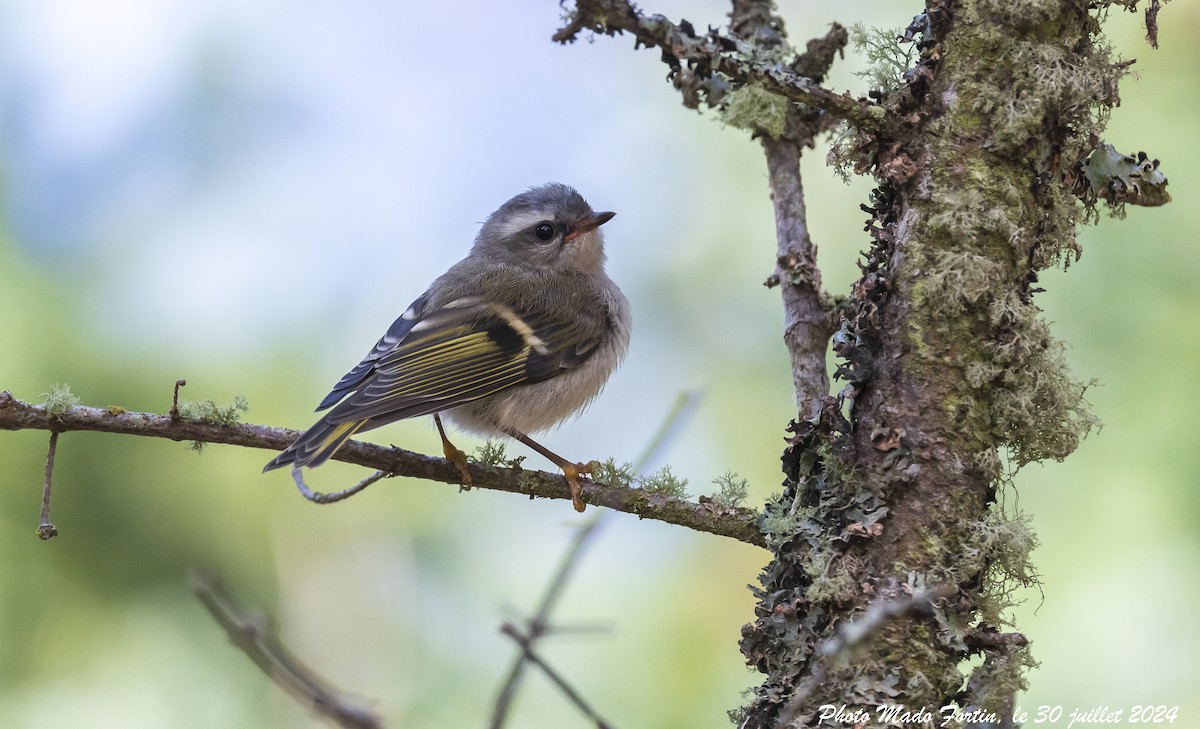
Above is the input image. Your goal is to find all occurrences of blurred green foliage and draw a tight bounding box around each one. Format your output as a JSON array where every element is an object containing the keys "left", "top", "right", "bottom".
[{"left": 0, "top": 2, "right": 1197, "bottom": 728}]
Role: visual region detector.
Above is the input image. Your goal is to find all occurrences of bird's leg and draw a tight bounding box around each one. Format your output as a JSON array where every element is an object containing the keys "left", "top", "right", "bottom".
[
  {"left": 504, "top": 428, "right": 596, "bottom": 512},
  {"left": 434, "top": 413, "right": 472, "bottom": 487}
]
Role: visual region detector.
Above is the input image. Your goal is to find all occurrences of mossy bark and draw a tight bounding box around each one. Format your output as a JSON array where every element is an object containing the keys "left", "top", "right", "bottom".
[{"left": 737, "top": 1, "right": 1115, "bottom": 725}]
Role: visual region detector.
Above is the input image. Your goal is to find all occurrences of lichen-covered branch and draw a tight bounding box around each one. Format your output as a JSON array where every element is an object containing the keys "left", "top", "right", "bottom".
[
  {"left": 0, "top": 391, "right": 765, "bottom": 547},
  {"left": 735, "top": 0, "right": 1162, "bottom": 725},
  {"left": 762, "top": 134, "right": 832, "bottom": 418},
  {"left": 727, "top": 2, "right": 842, "bottom": 418},
  {"left": 554, "top": 0, "right": 879, "bottom": 131}
]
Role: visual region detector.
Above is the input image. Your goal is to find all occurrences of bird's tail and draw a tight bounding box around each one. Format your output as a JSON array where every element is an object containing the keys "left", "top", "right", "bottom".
[{"left": 263, "top": 417, "right": 365, "bottom": 472}]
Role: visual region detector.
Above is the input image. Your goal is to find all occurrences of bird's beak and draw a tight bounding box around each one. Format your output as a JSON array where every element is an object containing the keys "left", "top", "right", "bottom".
[{"left": 563, "top": 211, "right": 616, "bottom": 244}]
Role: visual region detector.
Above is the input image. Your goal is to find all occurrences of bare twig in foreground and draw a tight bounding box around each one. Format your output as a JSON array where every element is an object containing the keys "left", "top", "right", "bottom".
[
  {"left": 192, "top": 570, "right": 382, "bottom": 729},
  {"left": 499, "top": 622, "right": 616, "bottom": 729},
  {"left": 488, "top": 514, "right": 605, "bottom": 729}
]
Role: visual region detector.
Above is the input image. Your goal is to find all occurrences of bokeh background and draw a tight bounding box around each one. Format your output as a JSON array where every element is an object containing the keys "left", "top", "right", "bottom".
[{"left": 2, "top": 1, "right": 1197, "bottom": 727}]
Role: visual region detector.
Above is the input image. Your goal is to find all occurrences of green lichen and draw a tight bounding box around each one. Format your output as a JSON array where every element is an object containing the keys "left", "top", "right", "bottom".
[
  {"left": 972, "top": 47, "right": 1070, "bottom": 153},
  {"left": 176, "top": 395, "right": 249, "bottom": 453},
  {"left": 973, "top": 304, "right": 1101, "bottom": 466},
  {"left": 849, "top": 23, "right": 917, "bottom": 94},
  {"left": 709, "top": 471, "right": 750, "bottom": 508},
  {"left": 915, "top": 170, "right": 1099, "bottom": 469},
  {"left": 917, "top": 0, "right": 1132, "bottom": 275},
  {"left": 41, "top": 383, "right": 80, "bottom": 418},
  {"left": 472, "top": 441, "right": 526, "bottom": 468},
  {"left": 718, "top": 85, "right": 789, "bottom": 138},
  {"left": 923, "top": 184, "right": 1023, "bottom": 247},
  {"left": 758, "top": 493, "right": 813, "bottom": 546},
  {"left": 965, "top": 644, "right": 1038, "bottom": 716},
  {"left": 636, "top": 465, "right": 688, "bottom": 498},
  {"left": 952, "top": 502, "right": 1040, "bottom": 627},
  {"left": 803, "top": 544, "right": 857, "bottom": 604},
  {"left": 991, "top": 346, "right": 1100, "bottom": 466},
  {"left": 177, "top": 395, "right": 248, "bottom": 426},
  {"left": 914, "top": 251, "right": 1006, "bottom": 319},
  {"left": 593, "top": 458, "right": 635, "bottom": 489},
  {"left": 977, "top": 0, "right": 1067, "bottom": 26},
  {"left": 473, "top": 441, "right": 508, "bottom": 467},
  {"left": 960, "top": 12, "right": 1122, "bottom": 161}
]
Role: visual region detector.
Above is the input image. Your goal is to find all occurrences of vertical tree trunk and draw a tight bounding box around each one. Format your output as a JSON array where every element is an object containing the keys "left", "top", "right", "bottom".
[{"left": 737, "top": 1, "right": 1115, "bottom": 725}]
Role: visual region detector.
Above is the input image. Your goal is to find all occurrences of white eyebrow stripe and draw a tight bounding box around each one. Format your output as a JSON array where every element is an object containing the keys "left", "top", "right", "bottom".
[{"left": 494, "top": 210, "right": 554, "bottom": 240}]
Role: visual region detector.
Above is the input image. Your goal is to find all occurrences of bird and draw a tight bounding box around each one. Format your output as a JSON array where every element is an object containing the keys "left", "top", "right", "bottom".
[{"left": 264, "top": 183, "right": 630, "bottom": 512}]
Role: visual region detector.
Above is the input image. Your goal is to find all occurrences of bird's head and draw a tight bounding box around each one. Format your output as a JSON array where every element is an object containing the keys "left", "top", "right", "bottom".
[{"left": 473, "top": 183, "right": 615, "bottom": 275}]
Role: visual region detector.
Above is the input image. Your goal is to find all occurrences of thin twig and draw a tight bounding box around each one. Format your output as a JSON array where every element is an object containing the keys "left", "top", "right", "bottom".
[
  {"left": 192, "top": 570, "right": 383, "bottom": 729},
  {"left": 293, "top": 467, "right": 389, "bottom": 504},
  {"left": 488, "top": 516, "right": 605, "bottom": 729},
  {"left": 37, "top": 431, "right": 59, "bottom": 540},
  {"left": 499, "top": 623, "right": 615, "bottom": 729},
  {"left": 170, "top": 379, "right": 186, "bottom": 421},
  {"left": 488, "top": 390, "right": 701, "bottom": 729},
  {"left": 0, "top": 391, "right": 766, "bottom": 547}
]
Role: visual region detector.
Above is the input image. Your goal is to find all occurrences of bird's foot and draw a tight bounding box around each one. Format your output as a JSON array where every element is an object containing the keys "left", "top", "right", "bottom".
[
  {"left": 562, "top": 460, "right": 600, "bottom": 512},
  {"left": 442, "top": 440, "right": 473, "bottom": 489},
  {"left": 433, "top": 413, "right": 472, "bottom": 489}
]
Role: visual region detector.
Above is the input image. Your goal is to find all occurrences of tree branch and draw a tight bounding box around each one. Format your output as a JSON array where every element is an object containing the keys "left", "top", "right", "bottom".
[
  {"left": 554, "top": 0, "right": 878, "bottom": 131},
  {"left": 37, "top": 431, "right": 60, "bottom": 539},
  {"left": 762, "top": 135, "right": 832, "bottom": 419},
  {"left": 499, "top": 622, "right": 615, "bottom": 729},
  {"left": 192, "top": 570, "right": 382, "bottom": 729},
  {"left": 488, "top": 515, "right": 604, "bottom": 729},
  {"left": 728, "top": 0, "right": 836, "bottom": 417},
  {"left": 0, "top": 390, "right": 765, "bottom": 547}
]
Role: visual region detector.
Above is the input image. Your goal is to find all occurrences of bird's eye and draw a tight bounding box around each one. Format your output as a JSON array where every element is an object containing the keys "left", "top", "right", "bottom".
[{"left": 533, "top": 223, "right": 555, "bottom": 241}]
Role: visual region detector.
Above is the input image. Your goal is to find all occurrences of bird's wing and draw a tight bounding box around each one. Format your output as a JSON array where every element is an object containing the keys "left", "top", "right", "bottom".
[
  {"left": 315, "top": 291, "right": 431, "bottom": 410},
  {"left": 322, "top": 295, "right": 602, "bottom": 425}
]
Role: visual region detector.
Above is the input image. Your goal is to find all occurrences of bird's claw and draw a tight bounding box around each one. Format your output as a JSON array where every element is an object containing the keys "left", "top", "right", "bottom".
[
  {"left": 443, "top": 441, "right": 473, "bottom": 488},
  {"left": 562, "top": 460, "right": 600, "bottom": 512}
]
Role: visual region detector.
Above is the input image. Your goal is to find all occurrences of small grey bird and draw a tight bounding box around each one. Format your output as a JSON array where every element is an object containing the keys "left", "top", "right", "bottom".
[{"left": 264, "top": 183, "right": 630, "bottom": 511}]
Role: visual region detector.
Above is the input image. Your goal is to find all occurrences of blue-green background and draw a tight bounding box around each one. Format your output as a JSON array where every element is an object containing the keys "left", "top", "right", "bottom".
[{"left": 1, "top": 1, "right": 1196, "bottom": 726}]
